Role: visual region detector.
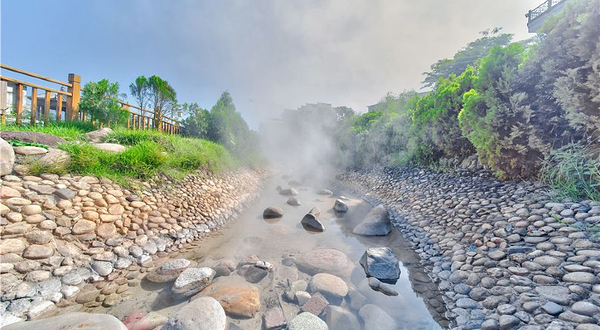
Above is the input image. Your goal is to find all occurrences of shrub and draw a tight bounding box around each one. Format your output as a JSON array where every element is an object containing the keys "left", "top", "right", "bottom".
[
  {"left": 79, "top": 79, "right": 129, "bottom": 126},
  {"left": 540, "top": 144, "right": 600, "bottom": 201}
]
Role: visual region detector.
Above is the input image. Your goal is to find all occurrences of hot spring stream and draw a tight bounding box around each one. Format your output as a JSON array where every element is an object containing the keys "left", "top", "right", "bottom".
[{"left": 82, "top": 176, "right": 448, "bottom": 329}]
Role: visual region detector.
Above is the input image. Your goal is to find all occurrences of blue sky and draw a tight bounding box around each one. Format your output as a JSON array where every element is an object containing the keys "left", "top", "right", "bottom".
[{"left": 1, "top": 0, "right": 540, "bottom": 128}]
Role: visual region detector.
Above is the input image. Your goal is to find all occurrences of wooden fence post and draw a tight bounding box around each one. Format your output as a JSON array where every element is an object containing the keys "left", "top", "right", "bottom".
[
  {"left": 15, "top": 84, "right": 24, "bottom": 125},
  {"left": 0, "top": 81, "right": 7, "bottom": 125},
  {"left": 67, "top": 73, "right": 81, "bottom": 121},
  {"left": 44, "top": 91, "right": 50, "bottom": 124},
  {"left": 56, "top": 94, "right": 63, "bottom": 121},
  {"left": 30, "top": 87, "right": 37, "bottom": 125},
  {"left": 155, "top": 106, "right": 162, "bottom": 132}
]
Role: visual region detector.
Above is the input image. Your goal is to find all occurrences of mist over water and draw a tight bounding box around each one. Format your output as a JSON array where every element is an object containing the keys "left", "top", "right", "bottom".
[{"left": 259, "top": 103, "right": 344, "bottom": 185}]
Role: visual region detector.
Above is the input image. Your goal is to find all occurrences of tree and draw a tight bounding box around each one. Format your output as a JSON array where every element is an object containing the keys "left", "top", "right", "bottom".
[
  {"left": 181, "top": 103, "right": 210, "bottom": 138},
  {"left": 422, "top": 28, "right": 513, "bottom": 88},
  {"left": 129, "top": 76, "right": 150, "bottom": 111},
  {"left": 79, "top": 79, "right": 128, "bottom": 126}
]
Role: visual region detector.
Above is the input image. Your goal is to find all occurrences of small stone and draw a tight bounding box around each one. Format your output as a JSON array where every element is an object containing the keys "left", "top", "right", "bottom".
[
  {"left": 23, "top": 245, "right": 53, "bottom": 259},
  {"left": 161, "top": 296, "right": 226, "bottom": 330},
  {"left": 263, "top": 306, "right": 287, "bottom": 330},
  {"left": 563, "top": 272, "right": 598, "bottom": 284},
  {"left": 172, "top": 267, "right": 215, "bottom": 297},
  {"left": 300, "top": 294, "right": 328, "bottom": 316},
  {"left": 308, "top": 273, "right": 348, "bottom": 301},
  {"left": 498, "top": 315, "right": 520, "bottom": 330},
  {"left": 542, "top": 302, "right": 564, "bottom": 315},
  {"left": 288, "top": 312, "right": 328, "bottom": 330}
]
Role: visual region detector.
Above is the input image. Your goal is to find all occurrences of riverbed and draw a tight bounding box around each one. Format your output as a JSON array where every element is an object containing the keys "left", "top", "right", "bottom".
[{"left": 88, "top": 176, "right": 449, "bottom": 329}]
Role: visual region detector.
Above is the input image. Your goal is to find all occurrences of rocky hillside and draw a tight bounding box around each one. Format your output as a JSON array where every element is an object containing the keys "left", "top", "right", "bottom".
[{"left": 338, "top": 167, "right": 600, "bottom": 330}]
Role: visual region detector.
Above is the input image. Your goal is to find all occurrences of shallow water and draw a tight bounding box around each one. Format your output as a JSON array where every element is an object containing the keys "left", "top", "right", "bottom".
[{"left": 90, "top": 177, "right": 448, "bottom": 329}]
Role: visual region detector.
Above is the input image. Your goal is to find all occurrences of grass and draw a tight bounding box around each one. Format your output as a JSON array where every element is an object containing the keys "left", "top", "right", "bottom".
[
  {"left": 2, "top": 123, "right": 238, "bottom": 185},
  {"left": 539, "top": 143, "right": 600, "bottom": 201},
  {"left": 0, "top": 121, "right": 98, "bottom": 141}
]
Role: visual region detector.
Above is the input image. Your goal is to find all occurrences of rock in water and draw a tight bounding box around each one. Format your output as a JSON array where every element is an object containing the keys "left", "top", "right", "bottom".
[
  {"left": 279, "top": 188, "right": 299, "bottom": 196},
  {"left": 317, "top": 189, "right": 333, "bottom": 195},
  {"left": 0, "top": 138, "right": 15, "bottom": 176},
  {"left": 301, "top": 213, "right": 325, "bottom": 232},
  {"left": 360, "top": 247, "right": 400, "bottom": 283},
  {"left": 147, "top": 259, "right": 196, "bottom": 283},
  {"left": 287, "top": 197, "right": 301, "bottom": 206},
  {"left": 333, "top": 199, "right": 348, "bottom": 212},
  {"left": 309, "top": 206, "right": 320, "bottom": 216},
  {"left": 3, "top": 312, "right": 127, "bottom": 330},
  {"left": 161, "top": 297, "right": 226, "bottom": 330},
  {"left": 198, "top": 277, "right": 261, "bottom": 318},
  {"left": 359, "top": 304, "right": 398, "bottom": 330},
  {"left": 308, "top": 273, "right": 348, "bottom": 301},
  {"left": 353, "top": 204, "right": 391, "bottom": 236},
  {"left": 296, "top": 248, "right": 354, "bottom": 278},
  {"left": 368, "top": 277, "right": 398, "bottom": 296},
  {"left": 172, "top": 267, "right": 215, "bottom": 297},
  {"left": 263, "top": 206, "right": 284, "bottom": 218},
  {"left": 288, "top": 312, "right": 328, "bottom": 330},
  {"left": 325, "top": 305, "right": 361, "bottom": 330}
]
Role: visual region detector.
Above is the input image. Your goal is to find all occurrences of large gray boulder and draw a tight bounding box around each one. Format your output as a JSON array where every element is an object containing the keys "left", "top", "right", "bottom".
[
  {"left": 84, "top": 128, "right": 114, "bottom": 143},
  {"left": 161, "top": 296, "right": 226, "bottom": 330},
  {"left": 360, "top": 247, "right": 400, "bottom": 283},
  {"left": 0, "top": 137, "right": 15, "bottom": 176},
  {"left": 352, "top": 204, "right": 391, "bottom": 236},
  {"left": 3, "top": 312, "right": 127, "bottom": 330}
]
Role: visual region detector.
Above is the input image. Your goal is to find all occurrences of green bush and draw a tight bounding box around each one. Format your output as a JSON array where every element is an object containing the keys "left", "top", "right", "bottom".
[{"left": 540, "top": 144, "right": 600, "bottom": 201}]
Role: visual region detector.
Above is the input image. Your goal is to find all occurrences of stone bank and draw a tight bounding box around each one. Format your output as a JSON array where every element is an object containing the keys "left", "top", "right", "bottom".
[
  {"left": 338, "top": 167, "right": 600, "bottom": 330},
  {"left": 0, "top": 168, "right": 265, "bottom": 326}
]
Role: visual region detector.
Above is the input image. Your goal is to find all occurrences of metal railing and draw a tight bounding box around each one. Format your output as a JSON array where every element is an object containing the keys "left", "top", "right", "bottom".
[
  {"left": 0, "top": 64, "right": 180, "bottom": 134},
  {"left": 526, "top": 0, "right": 568, "bottom": 22}
]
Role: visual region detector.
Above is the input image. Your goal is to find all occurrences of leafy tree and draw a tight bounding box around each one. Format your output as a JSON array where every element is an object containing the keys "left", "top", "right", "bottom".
[
  {"left": 181, "top": 103, "right": 210, "bottom": 138},
  {"left": 79, "top": 79, "right": 128, "bottom": 126},
  {"left": 422, "top": 28, "right": 512, "bottom": 88},
  {"left": 148, "top": 75, "right": 177, "bottom": 122},
  {"left": 129, "top": 76, "right": 151, "bottom": 111}
]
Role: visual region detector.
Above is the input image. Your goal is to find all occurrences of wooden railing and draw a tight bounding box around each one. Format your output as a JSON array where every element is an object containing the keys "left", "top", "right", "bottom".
[
  {"left": 0, "top": 64, "right": 180, "bottom": 134},
  {"left": 526, "top": 0, "right": 568, "bottom": 23}
]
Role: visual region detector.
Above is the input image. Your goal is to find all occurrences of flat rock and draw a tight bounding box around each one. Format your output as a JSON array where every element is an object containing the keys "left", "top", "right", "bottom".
[
  {"left": 563, "top": 272, "right": 598, "bottom": 284},
  {"left": 126, "top": 312, "right": 169, "bottom": 330},
  {"left": 325, "top": 305, "right": 360, "bottom": 330},
  {"left": 263, "top": 306, "right": 287, "bottom": 330},
  {"left": 147, "top": 259, "right": 196, "bottom": 283},
  {"left": 161, "top": 297, "right": 226, "bottom": 330},
  {"left": 3, "top": 312, "right": 127, "bottom": 330},
  {"left": 360, "top": 247, "right": 400, "bottom": 283},
  {"left": 84, "top": 128, "right": 114, "bottom": 143},
  {"left": 279, "top": 188, "right": 298, "bottom": 196},
  {"left": 353, "top": 204, "right": 391, "bottom": 236},
  {"left": 288, "top": 312, "right": 328, "bottom": 330},
  {"left": 13, "top": 146, "right": 48, "bottom": 155},
  {"left": 300, "top": 294, "right": 329, "bottom": 316},
  {"left": 92, "top": 143, "right": 126, "bottom": 153},
  {"left": 296, "top": 248, "right": 354, "bottom": 278},
  {"left": 535, "top": 286, "right": 572, "bottom": 305},
  {"left": 172, "top": 267, "right": 215, "bottom": 297},
  {"left": 0, "top": 131, "right": 65, "bottom": 147}
]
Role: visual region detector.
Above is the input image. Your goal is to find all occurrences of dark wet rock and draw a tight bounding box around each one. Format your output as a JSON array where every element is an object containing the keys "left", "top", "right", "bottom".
[
  {"left": 3, "top": 312, "right": 127, "bottom": 330},
  {"left": 359, "top": 304, "right": 397, "bottom": 330},
  {"left": 498, "top": 315, "right": 520, "bottom": 329},
  {"left": 147, "top": 259, "right": 196, "bottom": 283},
  {"left": 325, "top": 305, "right": 360, "bottom": 330},
  {"left": 352, "top": 204, "right": 391, "bottom": 236},
  {"left": 333, "top": 199, "right": 348, "bottom": 212},
  {"left": 360, "top": 247, "right": 400, "bottom": 283},
  {"left": 287, "top": 197, "right": 301, "bottom": 206},
  {"left": 161, "top": 297, "right": 226, "bottom": 330},
  {"left": 367, "top": 277, "right": 398, "bottom": 296},
  {"left": 279, "top": 188, "right": 298, "bottom": 196},
  {"left": 301, "top": 213, "right": 325, "bottom": 231},
  {"left": 213, "top": 265, "right": 231, "bottom": 278},
  {"left": 288, "top": 312, "right": 328, "bottom": 330},
  {"left": 244, "top": 266, "right": 268, "bottom": 283},
  {"left": 296, "top": 248, "right": 353, "bottom": 278},
  {"left": 263, "top": 206, "right": 284, "bottom": 218},
  {"left": 172, "top": 267, "right": 215, "bottom": 297}
]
